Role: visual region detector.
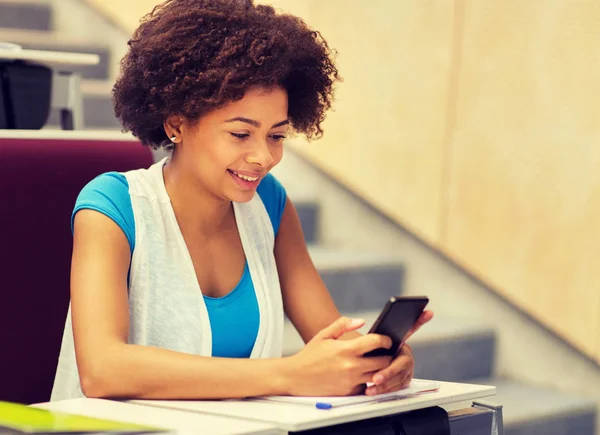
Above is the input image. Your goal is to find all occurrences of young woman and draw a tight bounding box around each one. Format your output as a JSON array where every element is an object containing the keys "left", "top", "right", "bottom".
[{"left": 51, "top": 0, "right": 433, "bottom": 401}]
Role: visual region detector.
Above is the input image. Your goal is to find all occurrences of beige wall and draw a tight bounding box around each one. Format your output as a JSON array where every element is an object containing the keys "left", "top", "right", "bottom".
[
  {"left": 445, "top": 0, "right": 600, "bottom": 361},
  {"left": 87, "top": 0, "right": 600, "bottom": 362},
  {"left": 284, "top": 0, "right": 600, "bottom": 363},
  {"left": 82, "top": 0, "right": 152, "bottom": 31},
  {"left": 275, "top": 0, "right": 455, "bottom": 243}
]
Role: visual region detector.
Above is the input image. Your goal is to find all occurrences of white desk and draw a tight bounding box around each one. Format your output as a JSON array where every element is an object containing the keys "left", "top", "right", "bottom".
[
  {"left": 0, "top": 48, "right": 99, "bottom": 66},
  {"left": 0, "top": 129, "right": 136, "bottom": 141},
  {"left": 132, "top": 380, "right": 496, "bottom": 433},
  {"left": 0, "top": 48, "right": 100, "bottom": 130},
  {"left": 34, "top": 398, "right": 283, "bottom": 435}
]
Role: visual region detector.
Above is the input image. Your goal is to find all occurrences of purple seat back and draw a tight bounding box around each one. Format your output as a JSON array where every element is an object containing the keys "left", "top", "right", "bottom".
[{"left": 0, "top": 137, "right": 153, "bottom": 404}]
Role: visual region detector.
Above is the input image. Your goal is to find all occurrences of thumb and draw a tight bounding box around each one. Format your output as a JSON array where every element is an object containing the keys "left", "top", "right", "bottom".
[
  {"left": 317, "top": 317, "right": 365, "bottom": 340},
  {"left": 404, "top": 310, "right": 434, "bottom": 341}
]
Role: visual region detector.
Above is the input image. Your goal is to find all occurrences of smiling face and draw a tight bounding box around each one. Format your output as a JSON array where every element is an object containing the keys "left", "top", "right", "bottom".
[{"left": 168, "top": 86, "right": 289, "bottom": 203}]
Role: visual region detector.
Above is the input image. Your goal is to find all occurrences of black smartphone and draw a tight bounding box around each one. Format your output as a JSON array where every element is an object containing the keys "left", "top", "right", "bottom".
[{"left": 363, "top": 296, "right": 429, "bottom": 357}]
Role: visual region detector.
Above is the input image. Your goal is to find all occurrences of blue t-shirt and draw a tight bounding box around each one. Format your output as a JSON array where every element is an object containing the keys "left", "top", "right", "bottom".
[{"left": 72, "top": 171, "right": 287, "bottom": 358}]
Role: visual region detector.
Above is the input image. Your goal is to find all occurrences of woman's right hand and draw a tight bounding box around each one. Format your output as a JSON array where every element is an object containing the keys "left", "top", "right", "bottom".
[{"left": 284, "top": 317, "right": 394, "bottom": 397}]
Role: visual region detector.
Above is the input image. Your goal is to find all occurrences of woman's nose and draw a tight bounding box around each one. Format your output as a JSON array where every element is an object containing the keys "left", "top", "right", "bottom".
[{"left": 246, "top": 140, "right": 274, "bottom": 167}]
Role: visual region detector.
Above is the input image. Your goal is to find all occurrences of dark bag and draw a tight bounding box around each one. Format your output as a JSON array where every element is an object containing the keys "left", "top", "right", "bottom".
[
  {"left": 0, "top": 61, "right": 52, "bottom": 129},
  {"left": 392, "top": 406, "right": 451, "bottom": 435}
]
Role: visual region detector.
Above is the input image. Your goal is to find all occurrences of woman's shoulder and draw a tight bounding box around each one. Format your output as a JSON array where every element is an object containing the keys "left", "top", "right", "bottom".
[
  {"left": 75, "top": 172, "right": 131, "bottom": 209},
  {"left": 256, "top": 172, "right": 287, "bottom": 235},
  {"left": 257, "top": 172, "right": 284, "bottom": 196},
  {"left": 72, "top": 172, "right": 135, "bottom": 252},
  {"left": 80, "top": 171, "right": 129, "bottom": 193}
]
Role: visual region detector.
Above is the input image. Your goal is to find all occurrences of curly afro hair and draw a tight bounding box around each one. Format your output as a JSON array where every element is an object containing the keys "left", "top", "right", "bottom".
[{"left": 112, "top": 0, "right": 341, "bottom": 149}]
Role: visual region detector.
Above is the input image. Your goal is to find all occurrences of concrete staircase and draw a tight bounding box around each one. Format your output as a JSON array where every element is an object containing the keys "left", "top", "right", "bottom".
[
  {"left": 274, "top": 152, "right": 599, "bottom": 435},
  {"left": 0, "top": 0, "right": 123, "bottom": 130},
  {"left": 1, "top": 1, "right": 598, "bottom": 434}
]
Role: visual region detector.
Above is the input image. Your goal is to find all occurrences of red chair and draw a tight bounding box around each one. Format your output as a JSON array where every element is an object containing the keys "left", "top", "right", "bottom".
[{"left": 0, "top": 136, "right": 153, "bottom": 404}]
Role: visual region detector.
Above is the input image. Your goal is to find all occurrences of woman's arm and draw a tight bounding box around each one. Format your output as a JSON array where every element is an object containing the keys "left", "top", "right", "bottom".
[
  {"left": 71, "top": 210, "right": 292, "bottom": 399},
  {"left": 275, "top": 198, "right": 434, "bottom": 396},
  {"left": 275, "top": 198, "right": 360, "bottom": 342},
  {"left": 72, "top": 209, "right": 389, "bottom": 399},
  {"left": 275, "top": 198, "right": 432, "bottom": 342}
]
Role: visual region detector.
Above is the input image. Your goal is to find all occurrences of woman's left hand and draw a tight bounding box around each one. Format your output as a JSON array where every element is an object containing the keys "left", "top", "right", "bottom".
[{"left": 365, "top": 310, "right": 434, "bottom": 396}]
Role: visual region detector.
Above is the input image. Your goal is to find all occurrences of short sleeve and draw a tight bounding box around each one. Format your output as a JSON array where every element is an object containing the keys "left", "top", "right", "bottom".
[
  {"left": 256, "top": 173, "right": 287, "bottom": 235},
  {"left": 71, "top": 172, "right": 135, "bottom": 253}
]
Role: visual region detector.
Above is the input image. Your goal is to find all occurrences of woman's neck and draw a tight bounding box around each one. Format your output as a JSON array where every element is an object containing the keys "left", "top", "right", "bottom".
[{"left": 162, "top": 155, "right": 233, "bottom": 236}]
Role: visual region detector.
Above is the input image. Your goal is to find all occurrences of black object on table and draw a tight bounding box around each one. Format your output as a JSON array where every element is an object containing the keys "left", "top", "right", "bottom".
[{"left": 0, "top": 60, "right": 52, "bottom": 130}]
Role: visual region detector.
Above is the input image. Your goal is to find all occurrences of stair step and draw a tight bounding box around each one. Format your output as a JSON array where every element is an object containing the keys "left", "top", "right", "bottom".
[
  {"left": 283, "top": 313, "right": 495, "bottom": 381},
  {"left": 308, "top": 246, "right": 405, "bottom": 313},
  {"left": 473, "top": 379, "right": 597, "bottom": 435},
  {"left": 294, "top": 201, "right": 318, "bottom": 243},
  {"left": 0, "top": 0, "right": 52, "bottom": 31},
  {"left": 0, "top": 29, "right": 110, "bottom": 79},
  {"left": 81, "top": 88, "right": 121, "bottom": 129},
  {"left": 410, "top": 317, "right": 496, "bottom": 382},
  {"left": 44, "top": 80, "right": 118, "bottom": 129}
]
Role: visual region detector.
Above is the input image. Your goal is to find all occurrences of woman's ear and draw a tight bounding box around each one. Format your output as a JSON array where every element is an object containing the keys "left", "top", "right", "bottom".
[{"left": 164, "top": 116, "right": 185, "bottom": 144}]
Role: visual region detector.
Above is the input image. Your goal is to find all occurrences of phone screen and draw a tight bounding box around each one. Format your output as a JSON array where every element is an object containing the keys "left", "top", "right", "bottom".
[{"left": 364, "top": 296, "right": 429, "bottom": 357}]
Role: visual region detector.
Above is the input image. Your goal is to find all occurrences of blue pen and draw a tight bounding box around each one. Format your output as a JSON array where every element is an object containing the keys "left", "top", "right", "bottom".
[{"left": 316, "top": 402, "right": 332, "bottom": 410}]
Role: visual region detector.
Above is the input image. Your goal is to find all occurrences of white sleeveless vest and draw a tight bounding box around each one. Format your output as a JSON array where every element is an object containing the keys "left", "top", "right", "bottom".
[{"left": 51, "top": 158, "right": 284, "bottom": 401}]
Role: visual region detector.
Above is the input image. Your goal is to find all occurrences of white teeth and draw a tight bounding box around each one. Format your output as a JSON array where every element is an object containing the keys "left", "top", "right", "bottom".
[{"left": 233, "top": 171, "right": 258, "bottom": 182}]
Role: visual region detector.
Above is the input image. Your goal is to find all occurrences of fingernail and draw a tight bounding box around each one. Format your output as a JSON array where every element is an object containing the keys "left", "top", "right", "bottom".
[
  {"left": 350, "top": 318, "right": 364, "bottom": 327},
  {"left": 373, "top": 374, "right": 385, "bottom": 385}
]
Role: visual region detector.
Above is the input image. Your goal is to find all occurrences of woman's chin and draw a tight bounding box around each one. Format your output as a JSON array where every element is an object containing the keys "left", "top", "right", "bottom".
[{"left": 226, "top": 190, "right": 257, "bottom": 203}]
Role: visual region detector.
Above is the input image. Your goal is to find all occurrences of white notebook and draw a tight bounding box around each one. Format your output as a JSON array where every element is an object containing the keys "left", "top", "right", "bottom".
[{"left": 249, "top": 379, "right": 441, "bottom": 410}]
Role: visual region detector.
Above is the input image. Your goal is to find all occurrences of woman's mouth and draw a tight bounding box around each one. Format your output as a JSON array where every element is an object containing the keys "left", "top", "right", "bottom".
[{"left": 227, "top": 169, "right": 261, "bottom": 190}]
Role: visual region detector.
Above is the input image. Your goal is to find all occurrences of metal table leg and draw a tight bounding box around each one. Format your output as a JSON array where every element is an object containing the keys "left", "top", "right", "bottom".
[
  {"left": 472, "top": 400, "right": 504, "bottom": 435},
  {"left": 51, "top": 70, "right": 84, "bottom": 130}
]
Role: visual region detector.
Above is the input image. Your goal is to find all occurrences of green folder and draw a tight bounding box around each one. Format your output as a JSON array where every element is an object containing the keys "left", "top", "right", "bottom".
[{"left": 0, "top": 401, "right": 169, "bottom": 434}]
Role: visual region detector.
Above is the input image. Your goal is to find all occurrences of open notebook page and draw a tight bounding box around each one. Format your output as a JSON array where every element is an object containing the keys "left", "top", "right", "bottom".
[{"left": 249, "top": 379, "right": 441, "bottom": 409}]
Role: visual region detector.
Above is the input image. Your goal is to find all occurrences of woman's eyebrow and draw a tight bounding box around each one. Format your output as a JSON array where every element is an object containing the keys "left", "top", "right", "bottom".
[
  {"left": 272, "top": 119, "right": 290, "bottom": 128},
  {"left": 224, "top": 117, "right": 289, "bottom": 128}
]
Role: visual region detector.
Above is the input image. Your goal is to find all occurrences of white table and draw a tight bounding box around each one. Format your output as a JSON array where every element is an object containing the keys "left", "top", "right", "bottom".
[
  {"left": 132, "top": 380, "right": 497, "bottom": 433},
  {"left": 34, "top": 398, "right": 283, "bottom": 435},
  {"left": 0, "top": 48, "right": 100, "bottom": 130},
  {"left": 0, "top": 129, "right": 136, "bottom": 141},
  {"left": 0, "top": 48, "right": 99, "bottom": 65}
]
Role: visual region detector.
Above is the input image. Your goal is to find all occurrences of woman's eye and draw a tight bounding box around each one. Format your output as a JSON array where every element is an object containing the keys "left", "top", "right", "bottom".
[
  {"left": 230, "top": 132, "right": 249, "bottom": 139},
  {"left": 271, "top": 135, "right": 286, "bottom": 141}
]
